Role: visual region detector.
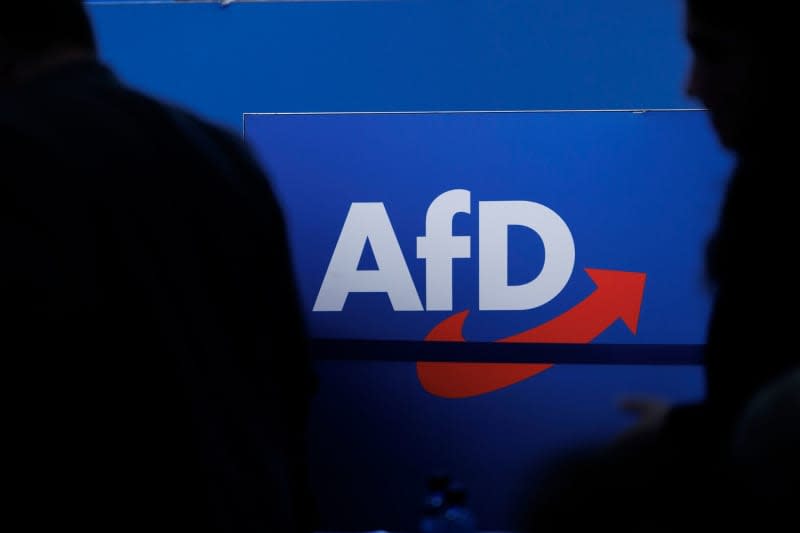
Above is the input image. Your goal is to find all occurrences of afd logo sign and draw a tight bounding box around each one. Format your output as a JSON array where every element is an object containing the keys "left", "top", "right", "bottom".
[
  {"left": 314, "top": 189, "right": 575, "bottom": 313},
  {"left": 312, "top": 188, "right": 647, "bottom": 399},
  {"left": 243, "top": 110, "right": 728, "bottom": 398}
]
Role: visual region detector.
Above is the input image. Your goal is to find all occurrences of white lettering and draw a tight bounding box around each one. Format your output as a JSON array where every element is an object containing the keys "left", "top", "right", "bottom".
[
  {"left": 313, "top": 203, "right": 423, "bottom": 311},
  {"left": 416, "top": 189, "right": 472, "bottom": 311},
  {"left": 478, "top": 201, "right": 574, "bottom": 310}
]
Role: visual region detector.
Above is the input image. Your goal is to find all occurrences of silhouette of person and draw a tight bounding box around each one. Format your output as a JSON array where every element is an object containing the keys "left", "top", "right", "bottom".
[
  {"left": 2, "top": 3, "right": 316, "bottom": 532},
  {"left": 525, "top": 3, "right": 798, "bottom": 530},
  {"left": 619, "top": 0, "right": 798, "bottom": 449},
  {"left": 670, "top": 0, "right": 797, "bottom": 447}
]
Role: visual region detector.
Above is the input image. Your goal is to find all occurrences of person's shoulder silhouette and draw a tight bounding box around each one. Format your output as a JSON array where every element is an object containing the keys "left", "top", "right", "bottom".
[
  {"left": 2, "top": 3, "right": 316, "bottom": 532},
  {"left": 730, "top": 367, "right": 800, "bottom": 524}
]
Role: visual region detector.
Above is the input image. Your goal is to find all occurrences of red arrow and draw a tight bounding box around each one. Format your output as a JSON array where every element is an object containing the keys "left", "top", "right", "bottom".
[{"left": 417, "top": 268, "right": 646, "bottom": 398}]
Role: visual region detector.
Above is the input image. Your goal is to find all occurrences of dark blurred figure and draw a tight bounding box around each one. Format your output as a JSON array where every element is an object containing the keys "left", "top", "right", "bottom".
[
  {"left": 2, "top": 3, "right": 315, "bottom": 532},
  {"left": 525, "top": 2, "right": 798, "bottom": 530},
  {"left": 683, "top": 0, "right": 796, "bottom": 440},
  {"left": 730, "top": 367, "right": 800, "bottom": 518}
]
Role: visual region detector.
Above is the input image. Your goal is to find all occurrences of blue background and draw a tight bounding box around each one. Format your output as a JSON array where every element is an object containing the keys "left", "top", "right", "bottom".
[
  {"left": 245, "top": 110, "right": 732, "bottom": 346},
  {"left": 86, "top": 1, "right": 729, "bottom": 530}
]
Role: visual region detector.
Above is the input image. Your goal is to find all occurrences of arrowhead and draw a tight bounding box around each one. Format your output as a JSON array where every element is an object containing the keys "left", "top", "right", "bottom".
[{"left": 584, "top": 268, "right": 646, "bottom": 334}]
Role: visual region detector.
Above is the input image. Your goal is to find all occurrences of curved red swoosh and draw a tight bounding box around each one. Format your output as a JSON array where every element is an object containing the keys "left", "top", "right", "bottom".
[{"left": 417, "top": 268, "right": 646, "bottom": 398}]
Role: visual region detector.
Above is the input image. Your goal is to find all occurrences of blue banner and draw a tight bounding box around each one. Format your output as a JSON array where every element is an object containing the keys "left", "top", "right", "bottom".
[{"left": 245, "top": 110, "right": 732, "bottom": 365}]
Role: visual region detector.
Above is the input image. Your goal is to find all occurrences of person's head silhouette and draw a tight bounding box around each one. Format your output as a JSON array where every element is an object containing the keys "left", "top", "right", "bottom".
[
  {"left": 684, "top": 2, "right": 785, "bottom": 155},
  {"left": 0, "top": 2, "right": 95, "bottom": 87}
]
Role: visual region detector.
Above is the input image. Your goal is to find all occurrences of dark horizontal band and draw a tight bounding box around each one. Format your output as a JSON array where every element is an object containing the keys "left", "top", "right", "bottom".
[{"left": 310, "top": 339, "right": 703, "bottom": 365}]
